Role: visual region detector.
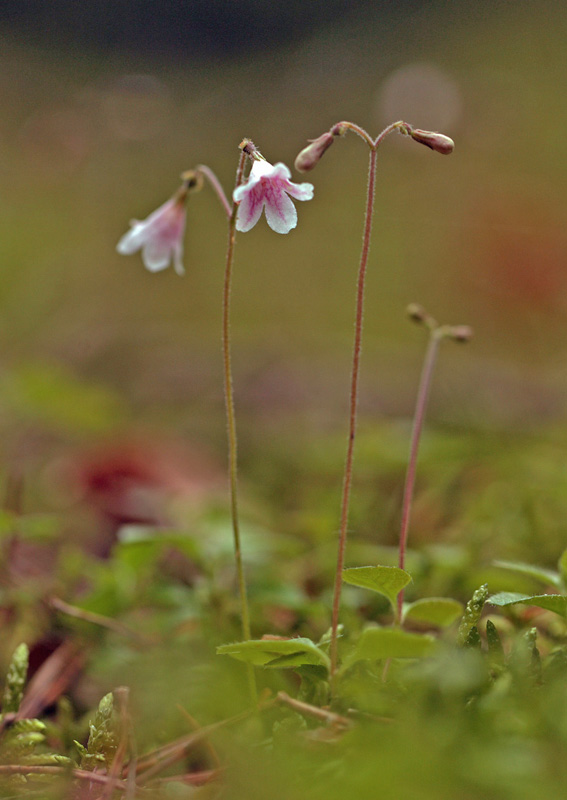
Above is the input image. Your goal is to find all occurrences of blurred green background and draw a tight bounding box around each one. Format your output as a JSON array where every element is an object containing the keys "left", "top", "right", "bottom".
[{"left": 0, "top": 0, "right": 566, "bottom": 528}]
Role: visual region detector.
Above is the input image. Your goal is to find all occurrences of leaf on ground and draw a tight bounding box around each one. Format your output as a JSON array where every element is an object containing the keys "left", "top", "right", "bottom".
[
  {"left": 489, "top": 592, "right": 567, "bottom": 617},
  {"left": 341, "top": 626, "right": 435, "bottom": 672},
  {"left": 558, "top": 549, "right": 567, "bottom": 589},
  {"left": 217, "top": 637, "right": 330, "bottom": 669},
  {"left": 404, "top": 597, "right": 464, "bottom": 627},
  {"left": 342, "top": 566, "right": 412, "bottom": 609},
  {"left": 494, "top": 560, "right": 562, "bottom": 589}
]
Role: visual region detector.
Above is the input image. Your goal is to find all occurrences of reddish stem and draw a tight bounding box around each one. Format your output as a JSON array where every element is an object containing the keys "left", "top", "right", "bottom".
[
  {"left": 396, "top": 330, "right": 442, "bottom": 621},
  {"left": 222, "top": 151, "right": 257, "bottom": 704},
  {"left": 328, "top": 120, "right": 416, "bottom": 694},
  {"left": 330, "top": 145, "right": 377, "bottom": 689}
]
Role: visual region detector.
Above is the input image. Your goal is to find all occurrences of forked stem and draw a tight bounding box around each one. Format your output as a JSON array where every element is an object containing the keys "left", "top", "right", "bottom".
[
  {"left": 223, "top": 150, "right": 257, "bottom": 703},
  {"left": 329, "top": 121, "right": 405, "bottom": 694}
]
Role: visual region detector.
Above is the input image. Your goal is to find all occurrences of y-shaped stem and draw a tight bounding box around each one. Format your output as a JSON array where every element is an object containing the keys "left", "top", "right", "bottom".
[
  {"left": 223, "top": 151, "right": 257, "bottom": 703},
  {"left": 329, "top": 120, "right": 410, "bottom": 695}
]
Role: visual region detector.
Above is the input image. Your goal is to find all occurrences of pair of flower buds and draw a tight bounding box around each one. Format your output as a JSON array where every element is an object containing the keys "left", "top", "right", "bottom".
[{"left": 117, "top": 123, "right": 454, "bottom": 275}]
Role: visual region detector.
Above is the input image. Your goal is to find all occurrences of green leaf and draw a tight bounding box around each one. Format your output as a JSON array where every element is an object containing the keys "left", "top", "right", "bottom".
[
  {"left": 404, "top": 598, "right": 464, "bottom": 627},
  {"left": 217, "top": 638, "right": 330, "bottom": 670},
  {"left": 342, "top": 566, "right": 412, "bottom": 610},
  {"left": 485, "top": 620, "right": 505, "bottom": 664},
  {"left": 489, "top": 592, "right": 567, "bottom": 617},
  {"left": 494, "top": 560, "right": 562, "bottom": 589},
  {"left": 341, "top": 626, "right": 435, "bottom": 672},
  {"left": 558, "top": 549, "right": 567, "bottom": 588}
]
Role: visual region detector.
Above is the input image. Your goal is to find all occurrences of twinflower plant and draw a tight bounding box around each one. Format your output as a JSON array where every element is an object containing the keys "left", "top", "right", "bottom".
[
  {"left": 295, "top": 119, "right": 455, "bottom": 693},
  {"left": 117, "top": 138, "right": 313, "bottom": 705}
]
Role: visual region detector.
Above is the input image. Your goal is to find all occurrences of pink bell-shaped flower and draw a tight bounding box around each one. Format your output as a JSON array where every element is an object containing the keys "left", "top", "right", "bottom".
[
  {"left": 233, "top": 159, "right": 314, "bottom": 234},
  {"left": 117, "top": 185, "right": 187, "bottom": 275}
]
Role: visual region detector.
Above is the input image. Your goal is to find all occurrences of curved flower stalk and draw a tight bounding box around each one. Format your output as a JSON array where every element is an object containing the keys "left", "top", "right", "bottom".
[
  {"left": 117, "top": 168, "right": 231, "bottom": 275},
  {"left": 294, "top": 120, "right": 455, "bottom": 694},
  {"left": 233, "top": 141, "right": 314, "bottom": 234}
]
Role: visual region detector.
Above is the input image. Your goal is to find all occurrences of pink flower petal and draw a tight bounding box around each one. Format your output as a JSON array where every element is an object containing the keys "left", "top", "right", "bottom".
[
  {"left": 235, "top": 183, "right": 266, "bottom": 232},
  {"left": 117, "top": 193, "right": 186, "bottom": 273},
  {"left": 264, "top": 189, "right": 297, "bottom": 234},
  {"left": 284, "top": 180, "right": 314, "bottom": 202},
  {"left": 232, "top": 158, "right": 314, "bottom": 234}
]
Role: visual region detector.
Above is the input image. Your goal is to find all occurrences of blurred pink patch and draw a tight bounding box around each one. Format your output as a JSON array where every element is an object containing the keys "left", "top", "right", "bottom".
[
  {"left": 233, "top": 159, "right": 314, "bottom": 234},
  {"left": 117, "top": 188, "right": 187, "bottom": 275}
]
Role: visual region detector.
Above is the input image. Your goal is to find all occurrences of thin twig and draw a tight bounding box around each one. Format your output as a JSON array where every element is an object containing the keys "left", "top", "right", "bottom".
[
  {"left": 18, "top": 639, "right": 85, "bottom": 721},
  {"left": 177, "top": 706, "right": 222, "bottom": 768},
  {"left": 276, "top": 692, "right": 352, "bottom": 730},
  {"left": 49, "top": 597, "right": 149, "bottom": 645},
  {"left": 129, "top": 707, "right": 253, "bottom": 780},
  {"left": 0, "top": 765, "right": 126, "bottom": 792}
]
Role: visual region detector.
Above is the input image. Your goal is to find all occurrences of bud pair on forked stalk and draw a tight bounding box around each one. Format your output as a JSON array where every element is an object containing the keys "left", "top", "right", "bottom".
[{"left": 117, "top": 117, "right": 465, "bottom": 703}]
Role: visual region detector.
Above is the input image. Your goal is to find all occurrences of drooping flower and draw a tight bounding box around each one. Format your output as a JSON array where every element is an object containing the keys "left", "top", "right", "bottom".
[
  {"left": 233, "top": 159, "right": 314, "bottom": 234},
  {"left": 117, "top": 184, "right": 188, "bottom": 275}
]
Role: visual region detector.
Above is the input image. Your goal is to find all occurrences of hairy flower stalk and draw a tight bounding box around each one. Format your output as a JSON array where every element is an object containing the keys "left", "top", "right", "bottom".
[
  {"left": 225, "top": 139, "right": 313, "bottom": 702},
  {"left": 397, "top": 307, "right": 472, "bottom": 622},
  {"left": 224, "top": 146, "right": 257, "bottom": 703},
  {"left": 295, "top": 120, "right": 455, "bottom": 694}
]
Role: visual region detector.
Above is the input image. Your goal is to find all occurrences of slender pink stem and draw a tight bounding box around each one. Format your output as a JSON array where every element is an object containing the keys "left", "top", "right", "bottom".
[
  {"left": 196, "top": 164, "right": 232, "bottom": 218},
  {"left": 330, "top": 146, "right": 378, "bottom": 690},
  {"left": 328, "top": 120, "right": 411, "bottom": 695},
  {"left": 223, "top": 151, "right": 257, "bottom": 703},
  {"left": 396, "top": 329, "right": 442, "bottom": 621}
]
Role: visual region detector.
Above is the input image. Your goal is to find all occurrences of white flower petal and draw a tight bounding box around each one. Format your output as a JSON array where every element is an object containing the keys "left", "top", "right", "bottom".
[
  {"left": 141, "top": 239, "right": 173, "bottom": 272},
  {"left": 116, "top": 223, "right": 147, "bottom": 255},
  {"left": 264, "top": 189, "right": 297, "bottom": 234},
  {"left": 173, "top": 241, "right": 185, "bottom": 276}
]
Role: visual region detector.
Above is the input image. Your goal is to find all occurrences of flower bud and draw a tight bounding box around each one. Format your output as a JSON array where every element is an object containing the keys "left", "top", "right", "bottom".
[
  {"left": 406, "top": 303, "right": 428, "bottom": 324},
  {"left": 410, "top": 128, "right": 455, "bottom": 155},
  {"left": 294, "top": 132, "right": 334, "bottom": 172},
  {"left": 448, "top": 325, "right": 473, "bottom": 343}
]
